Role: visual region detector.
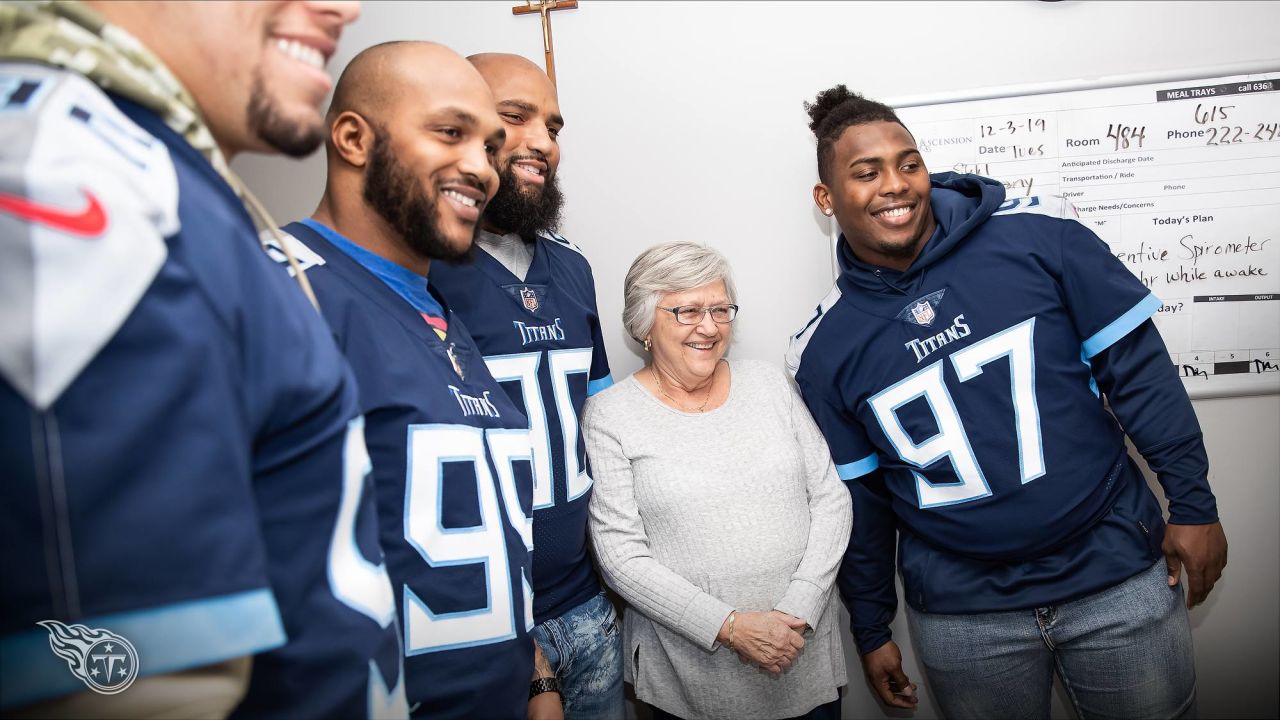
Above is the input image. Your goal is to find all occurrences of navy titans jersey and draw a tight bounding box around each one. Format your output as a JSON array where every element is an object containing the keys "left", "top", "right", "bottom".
[
  {"left": 0, "top": 65, "right": 405, "bottom": 717},
  {"left": 431, "top": 233, "right": 613, "bottom": 625},
  {"left": 788, "top": 174, "right": 1208, "bottom": 648},
  {"left": 283, "top": 221, "right": 537, "bottom": 720}
]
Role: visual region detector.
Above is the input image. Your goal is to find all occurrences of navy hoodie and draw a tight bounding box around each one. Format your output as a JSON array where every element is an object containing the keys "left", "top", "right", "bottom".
[{"left": 787, "top": 173, "right": 1215, "bottom": 655}]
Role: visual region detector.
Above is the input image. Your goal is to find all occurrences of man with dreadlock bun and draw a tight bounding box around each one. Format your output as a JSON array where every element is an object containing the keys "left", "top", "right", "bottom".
[
  {"left": 0, "top": 3, "right": 408, "bottom": 718},
  {"left": 786, "top": 85, "right": 1225, "bottom": 719}
]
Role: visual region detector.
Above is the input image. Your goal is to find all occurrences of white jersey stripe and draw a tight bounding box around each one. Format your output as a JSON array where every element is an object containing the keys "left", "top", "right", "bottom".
[{"left": 785, "top": 282, "right": 844, "bottom": 378}]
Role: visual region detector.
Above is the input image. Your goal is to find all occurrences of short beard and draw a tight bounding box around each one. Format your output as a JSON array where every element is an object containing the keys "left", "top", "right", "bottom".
[
  {"left": 483, "top": 159, "right": 564, "bottom": 238},
  {"left": 363, "top": 125, "right": 474, "bottom": 262},
  {"left": 875, "top": 236, "right": 925, "bottom": 261},
  {"left": 874, "top": 207, "right": 935, "bottom": 263},
  {"left": 246, "top": 73, "right": 324, "bottom": 158}
]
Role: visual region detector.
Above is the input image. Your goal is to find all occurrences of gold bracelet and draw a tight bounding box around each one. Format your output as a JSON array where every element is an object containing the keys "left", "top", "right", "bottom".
[{"left": 727, "top": 611, "right": 737, "bottom": 651}]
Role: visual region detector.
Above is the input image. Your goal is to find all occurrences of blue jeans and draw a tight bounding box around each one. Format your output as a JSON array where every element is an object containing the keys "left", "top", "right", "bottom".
[
  {"left": 907, "top": 559, "right": 1196, "bottom": 720},
  {"left": 531, "top": 592, "right": 624, "bottom": 720}
]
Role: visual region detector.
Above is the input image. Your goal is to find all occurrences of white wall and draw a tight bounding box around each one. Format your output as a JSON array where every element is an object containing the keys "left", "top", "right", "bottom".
[{"left": 234, "top": 2, "right": 1280, "bottom": 717}]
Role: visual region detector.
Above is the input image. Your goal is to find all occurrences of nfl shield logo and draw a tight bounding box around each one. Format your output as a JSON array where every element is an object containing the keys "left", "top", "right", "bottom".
[
  {"left": 910, "top": 300, "right": 935, "bottom": 326},
  {"left": 520, "top": 287, "right": 539, "bottom": 311}
]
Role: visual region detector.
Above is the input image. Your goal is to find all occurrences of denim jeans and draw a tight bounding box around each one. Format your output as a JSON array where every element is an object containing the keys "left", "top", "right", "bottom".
[
  {"left": 531, "top": 592, "right": 624, "bottom": 720},
  {"left": 907, "top": 559, "right": 1196, "bottom": 720}
]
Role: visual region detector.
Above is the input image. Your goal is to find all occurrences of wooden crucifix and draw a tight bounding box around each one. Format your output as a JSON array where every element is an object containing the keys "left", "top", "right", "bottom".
[{"left": 512, "top": 0, "right": 578, "bottom": 87}]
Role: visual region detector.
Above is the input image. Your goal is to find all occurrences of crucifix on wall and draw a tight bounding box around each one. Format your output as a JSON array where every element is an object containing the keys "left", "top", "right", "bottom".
[{"left": 511, "top": 0, "right": 578, "bottom": 87}]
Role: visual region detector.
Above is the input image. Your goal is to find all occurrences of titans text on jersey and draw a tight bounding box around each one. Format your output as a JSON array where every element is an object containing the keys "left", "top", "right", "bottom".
[
  {"left": 787, "top": 173, "right": 1216, "bottom": 655},
  {"left": 514, "top": 318, "right": 567, "bottom": 345},
  {"left": 0, "top": 65, "right": 406, "bottom": 717},
  {"left": 431, "top": 232, "right": 614, "bottom": 627},
  {"left": 282, "top": 220, "right": 538, "bottom": 720},
  {"left": 902, "top": 313, "right": 972, "bottom": 363}
]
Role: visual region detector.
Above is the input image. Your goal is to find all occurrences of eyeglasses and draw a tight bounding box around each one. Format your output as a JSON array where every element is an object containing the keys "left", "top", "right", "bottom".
[{"left": 657, "top": 304, "right": 739, "bottom": 325}]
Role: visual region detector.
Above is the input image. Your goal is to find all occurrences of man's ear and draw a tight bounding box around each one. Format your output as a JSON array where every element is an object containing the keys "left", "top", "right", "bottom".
[
  {"left": 331, "top": 111, "right": 375, "bottom": 168},
  {"left": 813, "top": 183, "right": 833, "bottom": 216}
]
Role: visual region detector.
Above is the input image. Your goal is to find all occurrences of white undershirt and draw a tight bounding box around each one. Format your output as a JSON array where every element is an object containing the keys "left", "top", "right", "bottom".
[{"left": 476, "top": 230, "right": 534, "bottom": 282}]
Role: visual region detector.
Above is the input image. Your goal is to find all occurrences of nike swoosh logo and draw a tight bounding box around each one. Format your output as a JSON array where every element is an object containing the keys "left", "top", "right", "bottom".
[{"left": 0, "top": 189, "right": 107, "bottom": 237}]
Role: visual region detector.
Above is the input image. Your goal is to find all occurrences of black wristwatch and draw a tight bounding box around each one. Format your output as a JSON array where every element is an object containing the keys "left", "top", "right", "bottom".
[{"left": 529, "top": 676, "right": 562, "bottom": 699}]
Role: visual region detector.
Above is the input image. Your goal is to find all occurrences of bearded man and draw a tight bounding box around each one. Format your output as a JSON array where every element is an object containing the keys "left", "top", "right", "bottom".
[
  {"left": 429, "top": 53, "right": 621, "bottom": 720},
  {"left": 278, "top": 41, "right": 555, "bottom": 720}
]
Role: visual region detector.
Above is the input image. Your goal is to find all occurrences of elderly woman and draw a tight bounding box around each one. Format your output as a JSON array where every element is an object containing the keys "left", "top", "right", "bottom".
[{"left": 583, "top": 241, "right": 852, "bottom": 720}]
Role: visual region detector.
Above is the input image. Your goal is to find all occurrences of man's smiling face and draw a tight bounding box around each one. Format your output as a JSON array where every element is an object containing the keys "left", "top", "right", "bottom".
[
  {"left": 818, "top": 120, "right": 936, "bottom": 271},
  {"left": 472, "top": 54, "right": 565, "bottom": 236}
]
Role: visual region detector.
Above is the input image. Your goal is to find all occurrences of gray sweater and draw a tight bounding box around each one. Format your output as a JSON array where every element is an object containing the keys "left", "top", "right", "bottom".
[{"left": 584, "top": 359, "right": 851, "bottom": 720}]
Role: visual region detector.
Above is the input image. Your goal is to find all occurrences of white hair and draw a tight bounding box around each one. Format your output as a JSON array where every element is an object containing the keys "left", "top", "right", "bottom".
[{"left": 621, "top": 241, "right": 737, "bottom": 343}]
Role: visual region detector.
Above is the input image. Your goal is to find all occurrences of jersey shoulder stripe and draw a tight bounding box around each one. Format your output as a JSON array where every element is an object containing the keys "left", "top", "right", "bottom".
[
  {"left": 993, "top": 194, "right": 1077, "bottom": 220},
  {"left": 264, "top": 227, "right": 328, "bottom": 277},
  {"left": 785, "top": 282, "right": 844, "bottom": 378},
  {"left": 1082, "top": 292, "right": 1161, "bottom": 359},
  {"left": 836, "top": 452, "right": 880, "bottom": 481},
  {"left": 0, "top": 63, "right": 177, "bottom": 410},
  {"left": 537, "top": 229, "right": 586, "bottom": 257},
  {"left": 587, "top": 375, "right": 614, "bottom": 396}
]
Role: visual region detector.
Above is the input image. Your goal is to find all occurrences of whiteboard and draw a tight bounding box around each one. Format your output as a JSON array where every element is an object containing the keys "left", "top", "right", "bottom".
[{"left": 855, "top": 66, "right": 1280, "bottom": 399}]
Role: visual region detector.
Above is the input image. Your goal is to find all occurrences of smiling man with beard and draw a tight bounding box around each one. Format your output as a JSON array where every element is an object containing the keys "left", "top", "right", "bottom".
[
  {"left": 278, "top": 41, "right": 554, "bottom": 719},
  {"left": 0, "top": 2, "right": 418, "bottom": 719},
  {"left": 430, "top": 53, "right": 621, "bottom": 720}
]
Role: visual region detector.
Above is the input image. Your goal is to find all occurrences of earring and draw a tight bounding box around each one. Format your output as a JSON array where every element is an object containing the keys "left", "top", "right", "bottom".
[
  {"left": 643, "top": 338, "right": 652, "bottom": 352},
  {"left": 823, "top": 208, "right": 834, "bottom": 216}
]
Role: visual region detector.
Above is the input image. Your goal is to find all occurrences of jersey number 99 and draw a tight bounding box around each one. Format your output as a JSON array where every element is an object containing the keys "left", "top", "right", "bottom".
[{"left": 402, "top": 424, "right": 535, "bottom": 654}]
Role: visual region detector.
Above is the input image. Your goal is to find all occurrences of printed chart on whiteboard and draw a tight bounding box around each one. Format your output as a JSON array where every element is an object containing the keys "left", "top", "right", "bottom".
[{"left": 894, "top": 69, "right": 1280, "bottom": 398}]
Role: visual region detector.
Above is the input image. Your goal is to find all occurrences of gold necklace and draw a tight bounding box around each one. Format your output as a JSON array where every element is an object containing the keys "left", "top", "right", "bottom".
[{"left": 651, "top": 367, "right": 713, "bottom": 412}]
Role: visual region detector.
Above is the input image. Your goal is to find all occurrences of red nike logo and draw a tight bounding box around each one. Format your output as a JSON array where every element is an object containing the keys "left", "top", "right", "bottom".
[{"left": 0, "top": 188, "right": 107, "bottom": 237}]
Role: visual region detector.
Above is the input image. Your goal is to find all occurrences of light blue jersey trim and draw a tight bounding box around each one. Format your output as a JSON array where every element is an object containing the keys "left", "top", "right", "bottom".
[
  {"left": 836, "top": 453, "right": 880, "bottom": 480},
  {"left": 1081, "top": 349, "right": 1102, "bottom": 397},
  {"left": 587, "top": 374, "right": 614, "bottom": 397},
  {"left": 0, "top": 588, "right": 285, "bottom": 708},
  {"left": 1082, "top": 293, "right": 1161, "bottom": 360},
  {"left": 301, "top": 218, "right": 446, "bottom": 319}
]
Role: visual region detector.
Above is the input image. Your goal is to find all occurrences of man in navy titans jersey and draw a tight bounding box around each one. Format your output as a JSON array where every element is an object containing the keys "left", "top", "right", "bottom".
[
  {"left": 277, "top": 42, "right": 544, "bottom": 720},
  {"left": 431, "top": 53, "right": 621, "bottom": 720},
  {"left": 1, "top": 3, "right": 408, "bottom": 719},
  {"left": 788, "top": 87, "right": 1227, "bottom": 719}
]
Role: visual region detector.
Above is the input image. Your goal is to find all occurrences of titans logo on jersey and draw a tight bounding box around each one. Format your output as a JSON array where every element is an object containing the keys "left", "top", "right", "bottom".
[
  {"left": 789, "top": 180, "right": 1161, "bottom": 564},
  {"left": 431, "top": 232, "right": 613, "bottom": 626},
  {"left": 283, "top": 221, "right": 537, "bottom": 720},
  {"left": 1, "top": 65, "right": 404, "bottom": 718}
]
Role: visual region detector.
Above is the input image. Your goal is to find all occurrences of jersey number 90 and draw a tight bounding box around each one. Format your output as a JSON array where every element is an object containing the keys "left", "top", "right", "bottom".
[{"left": 484, "top": 348, "right": 594, "bottom": 509}]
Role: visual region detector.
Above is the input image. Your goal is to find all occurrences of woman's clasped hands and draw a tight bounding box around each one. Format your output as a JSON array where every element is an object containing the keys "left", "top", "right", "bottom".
[{"left": 718, "top": 610, "right": 808, "bottom": 675}]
